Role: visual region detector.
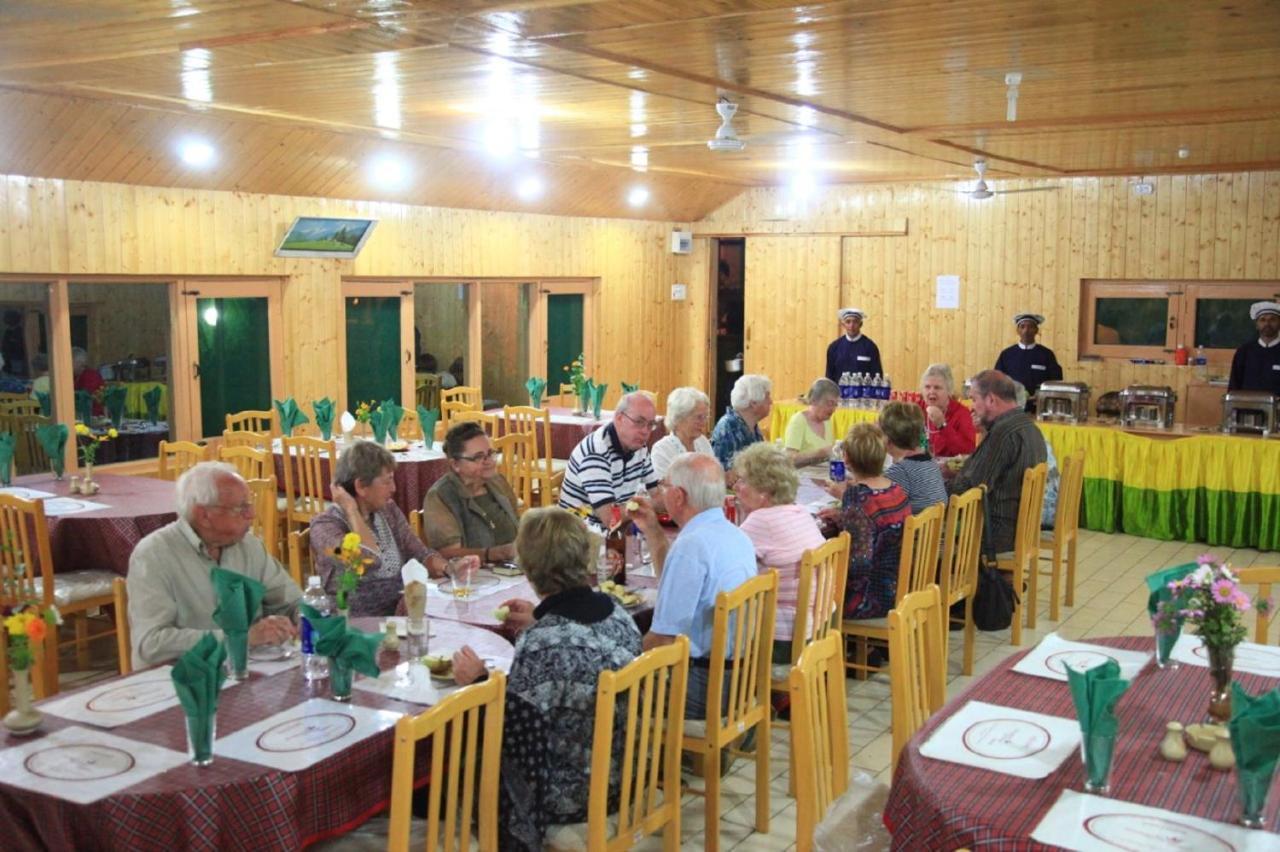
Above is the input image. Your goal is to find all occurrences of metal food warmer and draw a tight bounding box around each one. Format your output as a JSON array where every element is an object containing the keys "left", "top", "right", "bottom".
[
  {"left": 1221, "top": 390, "right": 1277, "bottom": 437},
  {"left": 1118, "top": 385, "right": 1177, "bottom": 429},
  {"left": 1035, "top": 381, "right": 1090, "bottom": 424}
]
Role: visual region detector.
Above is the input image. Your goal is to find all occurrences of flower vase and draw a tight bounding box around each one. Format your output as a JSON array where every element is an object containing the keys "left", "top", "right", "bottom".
[
  {"left": 82, "top": 462, "right": 99, "bottom": 494},
  {"left": 3, "top": 667, "right": 44, "bottom": 736},
  {"left": 1206, "top": 642, "right": 1235, "bottom": 723}
]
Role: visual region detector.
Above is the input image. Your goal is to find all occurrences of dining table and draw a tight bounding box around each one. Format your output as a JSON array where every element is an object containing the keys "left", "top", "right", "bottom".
[
  {"left": 884, "top": 635, "right": 1280, "bottom": 850},
  {"left": 272, "top": 437, "right": 450, "bottom": 518},
  {"left": 0, "top": 618, "right": 514, "bottom": 852}
]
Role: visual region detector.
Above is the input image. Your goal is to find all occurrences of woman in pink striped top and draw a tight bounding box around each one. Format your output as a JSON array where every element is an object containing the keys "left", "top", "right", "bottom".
[{"left": 732, "top": 442, "right": 826, "bottom": 663}]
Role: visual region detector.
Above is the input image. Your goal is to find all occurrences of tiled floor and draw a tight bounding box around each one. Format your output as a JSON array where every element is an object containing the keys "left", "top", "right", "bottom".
[{"left": 53, "top": 530, "right": 1276, "bottom": 850}]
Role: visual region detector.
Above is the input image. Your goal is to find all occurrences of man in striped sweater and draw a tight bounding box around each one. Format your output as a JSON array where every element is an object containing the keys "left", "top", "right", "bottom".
[{"left": 558, "top": 391, "right": 661, "bottom": 529}]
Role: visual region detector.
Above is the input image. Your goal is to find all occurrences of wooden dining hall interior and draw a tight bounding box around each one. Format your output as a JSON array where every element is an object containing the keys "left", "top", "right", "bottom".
[{"left": 1, "top": 1, "right": 1279, "bottom": 849}]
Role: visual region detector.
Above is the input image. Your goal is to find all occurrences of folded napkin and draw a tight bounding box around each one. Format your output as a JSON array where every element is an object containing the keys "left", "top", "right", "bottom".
[
  {"left": 102, "top": 385, "right": 128, "bottom": 429},
  {"left": 210, "top": 567, "right": 266, "bottom": 675},
  {"left": 273, "top": 398, "right": 310, "bottom": 437},
  {"left": 590, "top": 382, "right": 608, "bottom": 420},
  {"left": 339, "top": 409, "right": 356, "bottom": 435},
  {"left": 417, "top": 406, "right": 439, "bottom": 444},
  {"left": 35, "top": 423, "right": 67, "bottom": 478},
  {"left": 621, "top": 382, "right": 639, "bottom": 394},
  {"left": 525, "top": 377, "right": 546, "bottom": 408},
  {"left": 1066, "top": 658, "right": 1130, "bottom": 788},
  {"left": 312, "top": 397, "right": 335, "bottom": 440},
  {"left": 370, "top": 405, "right": 390, "bottom": 444},
  {"left": 1230, "top": 683, "right": 1280, "bottom": 819},
  {"left": 74, "top": 390, "right": 93, "bottom": 426},
  {"left": 0, "top": 432, "right": 12, "bottom": 487},
  {"left": 578, "top": 379, "right": 594, "bottom": 414},
  {"left": 142, "top": 386, "right": 162, "bottom": 424},
  {"left": 171, "top": 633, "right": 228, "bottom": 763},
  {"left": 1146, "top": 562, "right": 1194, "bottom": 657},
  {"left": 34, "top": 391, "right": 51, "bottom": 417},
  {"left": 298, "top": 603, "right": 382, "bottom": 694},
  {"left": 380, "top": 399, "right": 405, "bottom": 441}
]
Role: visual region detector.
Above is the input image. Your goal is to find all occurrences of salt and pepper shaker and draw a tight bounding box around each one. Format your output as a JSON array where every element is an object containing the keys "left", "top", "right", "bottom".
[
  {"left": 381, "top": 620, "right": 400, "bottom": 651},
  {"left": 1158, "top": 722, "right": 1187, "bottom": 762},
  {"left": 1208, "top": 730, "right": 1235, "bottom": 771}
]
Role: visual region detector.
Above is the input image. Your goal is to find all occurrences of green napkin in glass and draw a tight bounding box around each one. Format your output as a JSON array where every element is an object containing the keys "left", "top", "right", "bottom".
[
  {"left": 35, "top": 423, "right": 67, "bottom": 478},
  {"left": 621, "top": 382, "right": 639, "bottom": 394},
  {"left": 417, "top": 406, "right": 439, "bottom": 445},
  {"left": 273, "top": 398, "right": 309, "bottom": 438},
  {"left": 74, "top": 390, "right": 93, "bottom": 426},
  {"left": 525, "top": 377, "right": 546, "bottom": 408},
  {"left": 0, "top": 432, "right": 13, "bottom": 487},
  {"left": 34, "top": 391, "right": 51, "bottom": 417},
  {"left": 142, "top": 386, "right": 162, "bottom": 424},
  {"left": 1230, "top": 682, "right": 1280, "bottom": 821},
  {"left": 298, "top": 603, "right": 382, "bottom": 693},
  {"left": 380, "top": 399, "right": 405, "bottom": 441},
  {"left": 312, "top": 397, "right": 335, "bottom": 441},
  {"left": 210, "top": 566, "right": 266, "bottom": 675},
  {"left": 1146, "top": 562, "right": 1194, "bottom": 660},
  {"left": 102, "top": 385, "right": 128, "bottom": 429},
  {"left": 171, "top": 632, "right": 227, "bottom": 764},
  {"left": 370, "top": 406, "right": 390, "bottom": 444},
  {"left": 1066, "top": 658, "right": 1130, "bottom": 788},
  {"left": 590, "top": 382, "right": 608, "bottom": 420},
  {"left": 578, "top": 379, "right": 593, "bottom": 415}
]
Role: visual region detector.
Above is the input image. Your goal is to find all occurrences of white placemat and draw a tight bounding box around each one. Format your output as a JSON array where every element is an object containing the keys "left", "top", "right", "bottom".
[
  {"left": 1031, "top": 789, "right": 1276, "bottom": 851},
  {"left": 40, "top": 497, "right": 110, "bottom": 516},
  {"left": 1012, "top": 633, "right": 1151, "bottom": 682},
  {"left": 353, "top": 656, "right": 513, "bottom": 706},
  {"left": 41, "top": 667, "right": 183, "bottom": 728},
  {"left": 0, "top": 725, "right": 187, "bottom": 804},
  {"left": 212, "top": 697, "right": 401, "bottom": 772},
  {"left": 0, "top": 486, "right": 57, "bottom": 500},
  {"left": 918, "top": 700, "right": 1081, "bottom": 779},
  {"left": 1168, "top": 634, "right": 1280, "bottom": 678}
]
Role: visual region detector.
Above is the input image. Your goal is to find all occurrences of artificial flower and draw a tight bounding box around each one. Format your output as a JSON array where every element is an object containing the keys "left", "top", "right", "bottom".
[
  {"left": 1212, "top": 578, "right": 1237, "bottom": 604},
  {"left": 25, "top": 617, "right": 46, "bottom": 643}
]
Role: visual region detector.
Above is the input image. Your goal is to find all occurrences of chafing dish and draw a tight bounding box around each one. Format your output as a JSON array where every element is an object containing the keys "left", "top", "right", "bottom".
[
  {"left": 1036, "top": 381, "right": 1090, "bottom": 423},
  {"left": 1221, "top": 390, "right": 1277, "bottom": 437},
  {"left": 1118, "top": 385, "right": 1177, "bottom": 429}
]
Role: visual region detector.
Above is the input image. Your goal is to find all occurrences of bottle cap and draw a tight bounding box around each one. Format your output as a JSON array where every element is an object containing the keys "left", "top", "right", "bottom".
[{"left": 307, "top": 575, "right": 322, "bottom": 588}]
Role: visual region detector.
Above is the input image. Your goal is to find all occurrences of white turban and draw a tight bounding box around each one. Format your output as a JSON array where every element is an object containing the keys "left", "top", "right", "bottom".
[
  {"left": 1250, "top": 301, "right": 1280, "bottom": 321},
  {"left": 1013, "top": 312, "right": 1045, "bottom": 326},
  {"left": 837, "top": 308, "right": 866, "bottom": 322}
]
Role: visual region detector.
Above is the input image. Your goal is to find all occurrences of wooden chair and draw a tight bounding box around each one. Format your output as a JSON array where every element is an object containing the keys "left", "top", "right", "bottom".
[
  {"left": 219, "top": 444, "right": 270, "bottom": 480},
  {"left": 157, "top": 440, "right": 208, "bottom": 481},
  {"left": 1040, "top": 448, "right": 1086, "bottom": 620},
  {"left": 287, "top": 528, "right": 312, "bottom": 588},
  {"left": 396, "top": 408, "right": 423, "bottom": 441},
  {"left": 246, "top": 476, "right": 280, "bottom": 560},
  {"left": 545, "top": 636, "right": 690, "bottom": 851},
  {"left": 940, "top": 486, "right": 985, "bottom": 675},
  {"left": 682, "top": 570, "right": 777, "bottom": 852},
  {"left": 503, "top": 404, "right": 566, "bottom": 507},
  {"left": 387, "top": 671, "right": 506, "bottom": 852},
  {"left": 888, "top": 585, "right": 945, "bottom": 772},
  {"left": 0, "top": 412, "right": 51, "bottom": 476},
  {"left": 788, "top": 632, "right": 849, "bottom": 852},
  {"left": 415, "top": 374, "right": 441, "bottom": 412},
  {"left": 221, "top": 428, "right": 272, "bottom": 452},
  {"left": 995, "top": 462, "right": 1048, "bottom": 645},
  {"left": 113, "top": 577, "right": 131, "bottom": 676},
  {"left": 280, "top": 435, "right": 334, "bottom": 536},
  {"left": 441, "top": 385, "right": 482, "bottom": 409},
  {"left": 0, "top": 399, "right": 41, "bottom": 417},
  {"left": 226, "top": 409, "right": 277, "bottom": 436},
  {"left": 450, "top": 409, "right": 500, "bottom": 437},
  {"left": 409, "top": 509, "right": 425, "bottom": 545},
  {"left": 493, "top": 431, "right": 536, "bottom": 514},
  {"left": 555, "top": 383, "right": 577, "bottom": 407},
  {"left": 842, "top": 501, "right": 945, "bottom": 678},
  {"left": 1235, "top": 566, "right": 1280, "bottom": 644}
]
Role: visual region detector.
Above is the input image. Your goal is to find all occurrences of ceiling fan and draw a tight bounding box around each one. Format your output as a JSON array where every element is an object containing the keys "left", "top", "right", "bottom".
[
  {"left": 951, "top": 159, "right": 1056, "bottom": 200},
  {"left": 704, "top": 97, "right": 840, "bottom": 153},
  {"left": 707, "top": 98, "right": 747, "bottom": 152}
]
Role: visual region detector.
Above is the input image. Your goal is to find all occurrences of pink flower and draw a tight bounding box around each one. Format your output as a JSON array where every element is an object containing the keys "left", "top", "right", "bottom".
[
  {"left": 1196, "top": 553, "right": 1217, "bottom": 566},
  {"left": 1233, "top": 592, "right": 1252, "bottom": 612},
  {"left": 1212, "top": 579, "right": 1237, "bottom": 603}
]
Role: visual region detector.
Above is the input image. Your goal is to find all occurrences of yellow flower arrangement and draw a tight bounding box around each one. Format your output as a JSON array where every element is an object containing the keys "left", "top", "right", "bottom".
[
  {"left": 332, "top": 531, "right": 373, "bottom": 609},
  {"left": 74, "top": 422, "right": 115, "bottom": 466},
  {"left": 3, "top": 602, "right": 60, "bottom": 671},
  {"left": 354, "top": 400, "right": 378, "bottom": 425}
]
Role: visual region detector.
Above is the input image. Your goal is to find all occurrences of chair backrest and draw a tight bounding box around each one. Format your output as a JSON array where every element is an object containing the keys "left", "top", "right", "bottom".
[
  {"left": 939, "top": 486, "right": 984, "bottom": 608},
  {"left": 705, "top": 570, "right": 778, "bottom": 742},
  {"left": 555, "top": 382, "right": 577, "bottom": 407},
  {"left": 387, "top": 671, "right": 506, "bottom": 852},
  {"left": 493, "top": 431, "right": 535, "bottom": 513},
  {"left": 503, "top": 404, "right": 551, "bottom": 451},
  {"left": 0, "top": 413, "right": 51, "bottom": 475},
  {"left": 788, "top": 532, "right": 850, "bottom": 666},
  {"left": 894, "top": 501, "right": 946, "bottom": 602},
  {"left": 0, "top": 492, "right": 56, "bottom": 697},
  {"left": 1013, "top": 463, "right": 1049, "bottom": 565},
  {"left": 219, "top": 445, "right": 270, "bottom": 481},
  {"left": 416, "top": 374, "right": 441, "bottom": 412},
  {"left": 788, "top": 631, "right": 849, "bottom": 852},
  {"left": 396, "top": 408, "right": 423, "bottom": 441},
  {"left": 1054, "top": 448, "right": 1086, "bottom": 539},
  {"left": 157, "top": 440, "right": 208, "bottom": 481},
  {"left": 226, "top": 409, "right": 277, "bottom": 435},
  {"left": 587, "top": 636, "right": 690, "bottom": 849},
  {"left": 221, "top": 428, "right": 272, "bottom": 452},
  {"left": 450, "top": 409, "right": 499, "bottom": 437},
  {"left": 441, "top": 385, "right": 482, "bottom": 409},
  {"left": 246, "top": 476, "right": 280, "bottom": 560},
  {"left": 280, "top": 435, "right": 334, "bottom": 529},
  {"left": 113, "top": 577, "right": 131, "bottom": 676},
  {"left": 287, "top": 528, "right": 312, "bottom": 588},
  {"left": 0, "top": 399, "right": 40, "bottom": 417},
  {"left": 1235, "top": 565, "right": 1280, "bottom": 644},
  {"left": 888, "top": 585, "right": 945, "bottom": 771}
]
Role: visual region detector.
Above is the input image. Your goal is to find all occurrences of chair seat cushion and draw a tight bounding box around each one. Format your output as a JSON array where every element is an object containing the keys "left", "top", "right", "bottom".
[
  {"left": 544, "top": 815, "right": 619, "bottom": 850},
  {"left": 53, "top": 570, "right": 118, "bottom": 607},
  {"left": 843, "top": 616, "right": 888, "bottom": 632},
  {"left": 771, "top": 662, "right": 793, "bottom": 682}
]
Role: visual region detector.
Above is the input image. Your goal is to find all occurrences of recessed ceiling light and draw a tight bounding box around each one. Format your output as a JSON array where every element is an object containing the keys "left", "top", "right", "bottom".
[
  {"left": 627, "top": 186, "right": 650, "bottom": 207},
  {"left": 516, "top": 175, "right": 544, "bottom": 200},
  {"left": 483, "top": 123, "right": 516, "bottom": 159},
  {"left": 178, "top": 138, "right": 216, "bottom": 168},
  {"left": 369, "top": 155, "right": 409, "bottom": 189}
]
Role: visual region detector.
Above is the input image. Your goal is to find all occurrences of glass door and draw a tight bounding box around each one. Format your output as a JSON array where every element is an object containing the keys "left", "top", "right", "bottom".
[
  {"left": 530, "top": 280, "right": 595, "bottom": 407},
  {"left": 342, "top": 282, "right": 413, "bottom": 411}
]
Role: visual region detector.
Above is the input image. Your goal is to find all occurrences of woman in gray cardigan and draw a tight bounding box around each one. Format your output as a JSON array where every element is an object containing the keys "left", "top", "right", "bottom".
[{"left": 422, "top": 421, "right": 520, "bottom": 563}]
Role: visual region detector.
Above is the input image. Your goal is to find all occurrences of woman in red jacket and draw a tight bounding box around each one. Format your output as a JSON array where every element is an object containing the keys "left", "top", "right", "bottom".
[{"left": 918, "top": 363, "right": 976, "bottom": 457}]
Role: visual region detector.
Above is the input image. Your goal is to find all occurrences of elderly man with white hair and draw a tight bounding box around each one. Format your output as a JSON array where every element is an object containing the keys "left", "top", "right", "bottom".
[
  {"left": 649, "top": 386, "right": 715, "bottom": 478},
  {"left": 558, "top": 390, "right": 661, "bottom": 529},
  {"left": 710, "top": 373, "right": 772, "bottom": 473},
  {"left": 127, "top": 461, "right": 300, "bottom": 669}
]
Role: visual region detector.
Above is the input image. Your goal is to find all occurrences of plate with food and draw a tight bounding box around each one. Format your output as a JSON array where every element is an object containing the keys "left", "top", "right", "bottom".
[
  {"left": 386, "top": 440, "right": 411, "bottom": 452},
  {"left": 598, "top": 580, "right": 646, "bottom": 609},
  {"left": 421, "top": 653, "right": 455, "bottom": 682}
]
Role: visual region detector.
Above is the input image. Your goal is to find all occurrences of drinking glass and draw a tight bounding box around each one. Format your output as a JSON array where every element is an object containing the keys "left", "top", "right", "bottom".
[
  {"left": 330, "top": 657, "right": 353, "bottom": 701},
  {"left": 1081, "top": 732, "right": 1115, "bottom": 795},
  {"left": 447, "top": 557, "right": 475, "bottom": 599},
  {"left": 1154, "top": 624, "right": 1181, "bottom": 669},
  {"left": 185, "top": 713, "right": 216, "bottom": 766}
]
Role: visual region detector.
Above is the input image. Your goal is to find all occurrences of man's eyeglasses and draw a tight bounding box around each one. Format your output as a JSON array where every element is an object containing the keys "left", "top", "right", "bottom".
[
  {"left": 454, "top": 449, "right": 497, "bottom": 463},
  {"left": 619, "top": 411, "right": 659, "bottom": 432},
  {"left": 209, "top": 502, "right": 254, "bottom": 516}
]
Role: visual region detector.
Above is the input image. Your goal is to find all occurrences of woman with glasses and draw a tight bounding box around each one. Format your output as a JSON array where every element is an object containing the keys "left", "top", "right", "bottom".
[
  {"left": 422, "top": 420, "right": 520, "bottom": 563},
  {"left": 310, "top": 439, "right": 446, "bottom": 616},
  {"left": 783, "top": 377, "right": 839, "bottom": 468},
  {"left": 649, "top": 386, "right": 715, "bottom": 478}
]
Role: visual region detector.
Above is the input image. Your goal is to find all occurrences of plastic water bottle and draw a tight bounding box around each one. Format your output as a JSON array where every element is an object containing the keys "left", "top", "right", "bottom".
[
  {"left": 883, "top": 375, "right": 893, "bottom": 404},
  {"left": 839, "top": 372, "right": 851, "bottom": 407},
  {"left": 851, "top": 373, "right": 864, "bottom": 408},
  {"left": 301, "top": 576, "right": 332, "bottom": 681}
]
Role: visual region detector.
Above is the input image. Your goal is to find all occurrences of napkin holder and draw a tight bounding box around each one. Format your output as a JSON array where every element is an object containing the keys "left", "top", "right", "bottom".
[
  {"left": 1036, "top": 381, "right": 1091, "bottom": 423},
  {"left": 1220, "top": 390, "right": 1276, "bottom": 437},
  {"left": 1118, "top": 385, "right": 1176, "bottom": 429}
]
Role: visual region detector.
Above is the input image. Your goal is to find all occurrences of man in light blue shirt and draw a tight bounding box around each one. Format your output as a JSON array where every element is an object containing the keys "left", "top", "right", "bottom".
[{"left": 632, "top": 453, "right": 756, "bottom": 719}]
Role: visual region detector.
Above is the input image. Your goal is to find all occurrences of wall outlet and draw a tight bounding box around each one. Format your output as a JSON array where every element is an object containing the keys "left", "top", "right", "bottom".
[{"left": 671, "top": 283, "right": 687, "bottom": 300}]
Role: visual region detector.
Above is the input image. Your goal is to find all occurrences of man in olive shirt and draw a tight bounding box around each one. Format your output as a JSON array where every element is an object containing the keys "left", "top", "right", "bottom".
[{"left": 128, "top": 462, "right": 300, "bottom": 669}]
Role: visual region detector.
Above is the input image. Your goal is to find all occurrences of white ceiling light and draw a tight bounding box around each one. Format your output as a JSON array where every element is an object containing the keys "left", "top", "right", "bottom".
[
  {"left": 516, "top": 175, "right": 544, "bottom": 200},
  {"left": 202, "top": 305, "right": 219, "bottom": 327},
  {"left": 483, "top": 123, "right": 517, "bottom": 158},
  {"left": 369, "top": 155, "right": 409, "bottom": 189},
  {"left": 627, "top": 186, "right": 650, "bottom": 207},
  {"left": 1005, "top": 71, "right": 1022, "bottom": 122},
  {"left": 178, "top": 138, "right": 216, "bottom": 168}
]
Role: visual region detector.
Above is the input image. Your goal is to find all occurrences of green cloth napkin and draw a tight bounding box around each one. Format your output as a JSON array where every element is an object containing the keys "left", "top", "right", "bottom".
[
  {"left": 210, "top": 567, "right": 266, "bottom": 675},
  {"left": 34, "top": 423, "right": 67, "bottom": 478},
  {"left": 0, "top": 432, "right": 13, "bottom": 487},
  {"left": 370, "top": 405, "right": 390, "bottom": 444},
  {"left": 380, "top": 399, "right": 404, "bottom": 441},
  {"left": 273, "top": 398, "right": 310, "bottom": 437},
  {"left": 525, "top": 377, "right": 546, "bottom": 408},
  {"left": 312, "top": 397, "right": 335, "bottom": 441},
  {"left": 102, "top": 385, "right": 128, "bottom": 429},
  {"left": 171, "top": 633, "right": 227, "bottom": 763},
  {"left": 74, "top": 390, "right": 93, "bottom": 426},
  {"left": 1146, "top": 562, "right": 1194, "bottom": 660},
  {"left": 1230, "top": 683, "right": 1280, "bottom": 819},
  {"left": 578, "top": 379, "right": 593, "bottom": 414},
  {"left": 143, "top": 386, "right": 162, "bottom": 423},
  {"left": 34, "top": 391, "right": 51, "bottom": 417},
  {"left": 299, "top": 603, "right": 382, "bottom": 677},
  {"left": 1066, "top": 658, "right": 1130, "bottom": 787},
  {"left": 590, "top": 382, "right": 608, "bottom": 420},
  {"left": 417, "top": 406, "right": 440, "bottom": 444},
  {"left": 621, "top": 382, "right": 639, "bottom": 394}
]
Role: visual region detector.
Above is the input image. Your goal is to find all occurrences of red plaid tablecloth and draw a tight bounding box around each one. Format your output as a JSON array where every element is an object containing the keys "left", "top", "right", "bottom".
[
  {"left": 884, "top": 636, "right": 1280, "bottom": 850},
  {"left": 0, "top": 620, "right": 513, "bottom": 851}
]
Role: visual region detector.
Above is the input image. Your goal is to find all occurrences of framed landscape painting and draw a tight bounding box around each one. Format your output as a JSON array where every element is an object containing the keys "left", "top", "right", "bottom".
[{"left": 275, "top": 216, "right": 377, "bottom": 258}]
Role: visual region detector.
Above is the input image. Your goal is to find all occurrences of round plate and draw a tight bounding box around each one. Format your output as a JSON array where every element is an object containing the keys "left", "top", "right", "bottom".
[
  {"left": 249, "top": 644, "right": 295, "bottom": 662},
  {"left": 443, "top": 574, "right": 501, "bottom": 598}
]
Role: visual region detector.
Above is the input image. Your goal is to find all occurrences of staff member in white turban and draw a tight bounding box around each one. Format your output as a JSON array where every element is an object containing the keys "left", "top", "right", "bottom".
[
  {"left": 825, "top": 307, "right": 883, "bottom": 382},
  {"left": 994, "top": 312, "right": 1062, "bottom": 409},
  {"left": 1228, "top": 301, "right": 1280, "bottom": 395}
]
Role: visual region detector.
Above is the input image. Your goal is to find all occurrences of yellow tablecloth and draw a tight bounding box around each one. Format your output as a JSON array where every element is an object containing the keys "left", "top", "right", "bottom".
[{"left": 122, "top": 381, "right": 167, "bottom": 419}]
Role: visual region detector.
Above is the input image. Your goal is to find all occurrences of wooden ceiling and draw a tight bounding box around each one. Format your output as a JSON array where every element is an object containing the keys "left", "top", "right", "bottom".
[{"left": 0, "top": 0, "right": 1277, "bottom": 220}]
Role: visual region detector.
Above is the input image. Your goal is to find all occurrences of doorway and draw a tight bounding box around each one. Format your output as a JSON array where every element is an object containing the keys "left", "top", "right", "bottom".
[
  {"left": 712, "top": 239, "right": 745, "bottom": 415},
  {"left": 530, "top": 280, "right": 595, "bottom": 403}
]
